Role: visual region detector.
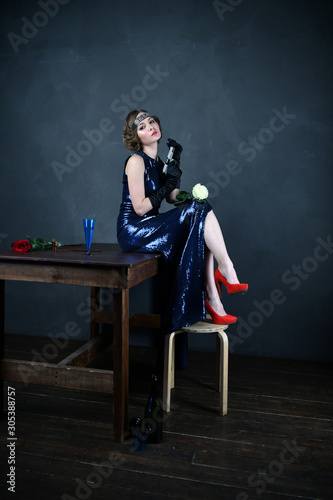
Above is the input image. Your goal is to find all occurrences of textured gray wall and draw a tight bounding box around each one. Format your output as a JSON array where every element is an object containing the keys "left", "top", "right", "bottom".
[{"left": 1, "top": 0, "right": 332, "bottom": 361}]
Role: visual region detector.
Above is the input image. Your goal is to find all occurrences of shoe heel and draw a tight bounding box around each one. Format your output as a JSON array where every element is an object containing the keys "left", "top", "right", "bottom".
[
  {"left": 214, "top": 268, "right": 248, "bottom": 296},
  {"left": 205, "top": 299, "right": 237, "bottom": 325}
]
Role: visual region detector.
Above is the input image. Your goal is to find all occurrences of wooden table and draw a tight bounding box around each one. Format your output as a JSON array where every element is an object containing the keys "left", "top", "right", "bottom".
[{"left": 0, "top": 243, "right": 160, "bottom": 441}]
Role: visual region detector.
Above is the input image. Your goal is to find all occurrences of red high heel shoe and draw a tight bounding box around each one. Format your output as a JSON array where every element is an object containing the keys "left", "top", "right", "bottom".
[
  {"left": 205, "top": 299, "right": 237, "bottom": 325},
  {"left": 215, "top": 268, "right": 248, "bottom": 296}
]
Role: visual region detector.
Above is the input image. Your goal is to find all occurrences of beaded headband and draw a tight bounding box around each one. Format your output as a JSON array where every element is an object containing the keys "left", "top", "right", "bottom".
[{"left": 132, "top": 112, "right": 150, "bottom": 131}]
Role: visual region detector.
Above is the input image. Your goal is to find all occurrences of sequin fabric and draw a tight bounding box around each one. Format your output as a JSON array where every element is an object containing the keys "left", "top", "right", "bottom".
[{"left": 117, "top": 151, "right": 212, "bottom": 367}]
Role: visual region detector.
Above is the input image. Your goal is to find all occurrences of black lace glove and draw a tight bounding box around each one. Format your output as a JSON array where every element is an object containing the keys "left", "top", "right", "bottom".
[
  {"left": 167, "top": 138, "right": 183, "bottom": 163},
  {"left": 167, "top": 139, "right": 183, "bottom": 188},
  {"left": 166, "top": 160, "right": 182, "bottom": 179},
  {"left": 149, "top": 157, "right": 183, "bottom": 210},
  {"left": 149, "top": 174, "right": 178, "bottom": 210},
  {"left": 165, "top": 159, "right": 182, "bottom": 189}
]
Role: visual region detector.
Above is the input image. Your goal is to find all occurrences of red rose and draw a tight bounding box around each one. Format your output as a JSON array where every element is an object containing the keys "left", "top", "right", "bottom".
[{"left": 11, "top": 240, "right": 32, "bottom": 252}]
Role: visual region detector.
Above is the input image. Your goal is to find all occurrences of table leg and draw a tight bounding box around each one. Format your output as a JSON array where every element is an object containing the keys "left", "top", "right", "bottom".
[
  {"left": 113, "top": 288, "right": 129, "bottom": 442},
  {"left": 90, "top": 287, "right": 100, "bottom": 339},
  {"left": 0, "top": 280, "right": 4, "bottom": 413}
]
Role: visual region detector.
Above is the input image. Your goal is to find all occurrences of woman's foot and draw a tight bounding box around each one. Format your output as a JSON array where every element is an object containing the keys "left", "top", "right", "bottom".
[
  {"left": 205, "top": 299, "right": 237, "bottom": 325},
  {"left": 205, "top": 284, "right": 237, "bottom": 321},
  {"left": 205, "top": 294, "right": 227, "bottom": 317},
  {"left": 217, "top": 262, "right": 240, "bottom": 285},
  {"left": 215, "top": 265, "right": 248, "bottom": 296}
]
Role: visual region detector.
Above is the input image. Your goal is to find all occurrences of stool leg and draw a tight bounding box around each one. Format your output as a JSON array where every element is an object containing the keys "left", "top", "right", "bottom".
[
  {"left": 163, "top": 332, "right": 175, "bottom": 412},
  {"left": 217, "top": 331, "right": 229, "bottom": 416},
  {"left": 216, "top": 335, "right": 221, "bottom": 393},
  {"left": 171, "top": 334, "right": 175, "bottom": 389}
]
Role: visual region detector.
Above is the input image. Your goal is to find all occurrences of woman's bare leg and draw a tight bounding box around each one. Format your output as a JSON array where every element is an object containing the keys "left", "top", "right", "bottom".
[
  {"left": 204, "top": 245, "right": 228, "bottom": 316},
  {"left": 204, "top": 210, "right": 240, "bottom": 315},
  {"left": 204, "top": 210, "right": 240, "bottom": 283}
]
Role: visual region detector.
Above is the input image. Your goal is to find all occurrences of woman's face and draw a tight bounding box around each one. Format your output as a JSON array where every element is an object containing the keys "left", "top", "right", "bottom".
[{"left": 136, "top": 113, "right": 161, "bottom": 147}]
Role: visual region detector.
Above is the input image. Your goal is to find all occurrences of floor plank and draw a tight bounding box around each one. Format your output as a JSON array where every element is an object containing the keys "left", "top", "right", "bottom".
[{"left": 1, "top": 334, "right": 332, "bottom": 500}]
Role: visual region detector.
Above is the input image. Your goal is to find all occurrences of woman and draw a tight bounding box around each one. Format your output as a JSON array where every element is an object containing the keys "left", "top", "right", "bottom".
[{"left": 117, "top": 110, "right": 248, "bottom": 368}]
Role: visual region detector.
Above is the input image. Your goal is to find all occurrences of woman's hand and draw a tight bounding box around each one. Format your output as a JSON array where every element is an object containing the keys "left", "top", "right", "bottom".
[
  {"left": 166, "top": 160, "right": 182, "bottom": 180},
  {"left": 166, "top": 187, "right": 180, "bottom": 204},
  {"left": 167, "top": 138, "right": 183, "bottom": 162},
  {"left": 163, "top": 158, "right": 182, "bottom": 204}
]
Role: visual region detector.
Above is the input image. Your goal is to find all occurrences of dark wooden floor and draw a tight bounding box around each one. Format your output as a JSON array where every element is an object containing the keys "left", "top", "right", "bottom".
[{"left": 1, "top": 334, "right": 332, "bottom": 500}]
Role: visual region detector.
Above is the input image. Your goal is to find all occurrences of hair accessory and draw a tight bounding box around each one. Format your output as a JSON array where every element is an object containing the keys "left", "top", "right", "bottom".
[{"left": 132, "top": 112, "right": 150, "bottom": 130}]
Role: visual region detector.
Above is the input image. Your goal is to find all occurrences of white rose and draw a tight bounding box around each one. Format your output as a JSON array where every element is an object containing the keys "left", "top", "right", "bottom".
[{"left": 192, "top": 183, "right": 209, "bottom": 201}]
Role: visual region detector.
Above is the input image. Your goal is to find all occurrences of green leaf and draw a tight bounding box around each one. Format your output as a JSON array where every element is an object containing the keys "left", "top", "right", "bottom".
[
  {"left": 174, "top": 190, "right": 193, "bottom": 206},
  {"left": 26, "top": 235, "right": 64, "bottom": 250}
]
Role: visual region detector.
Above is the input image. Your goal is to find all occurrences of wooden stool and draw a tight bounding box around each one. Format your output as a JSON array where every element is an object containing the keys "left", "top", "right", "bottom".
[{"left": 163, "top": 318, "right": 229, "bottom": 415}]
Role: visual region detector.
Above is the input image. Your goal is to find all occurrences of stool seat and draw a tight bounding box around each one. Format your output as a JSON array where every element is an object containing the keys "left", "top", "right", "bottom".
[
  {"left": 181, "top": 318, "right": 228, "bottom": 333},
  {"left": 163, "top": 317, "right": 229, "bottom": 415}
]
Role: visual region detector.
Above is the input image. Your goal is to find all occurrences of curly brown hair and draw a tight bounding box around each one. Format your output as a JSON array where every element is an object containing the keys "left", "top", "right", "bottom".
[{"left": 122, "top": 109, "right": 162, "bottom": 151}]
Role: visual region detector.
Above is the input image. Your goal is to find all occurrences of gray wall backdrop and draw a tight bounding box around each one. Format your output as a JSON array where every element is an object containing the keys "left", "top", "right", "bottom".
[{"left": 1, "top": 0, "right": 332, "bottom": 361}]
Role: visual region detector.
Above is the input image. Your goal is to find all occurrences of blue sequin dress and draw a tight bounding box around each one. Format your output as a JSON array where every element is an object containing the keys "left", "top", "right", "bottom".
[{"left": 117, "top": 151, "right": 212, "bottom": 367}]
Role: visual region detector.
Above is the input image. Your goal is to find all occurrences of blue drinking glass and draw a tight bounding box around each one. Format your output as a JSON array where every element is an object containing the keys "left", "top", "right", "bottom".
[{"left": 83, "top": 219, "right": 95, "bottom": 255}]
